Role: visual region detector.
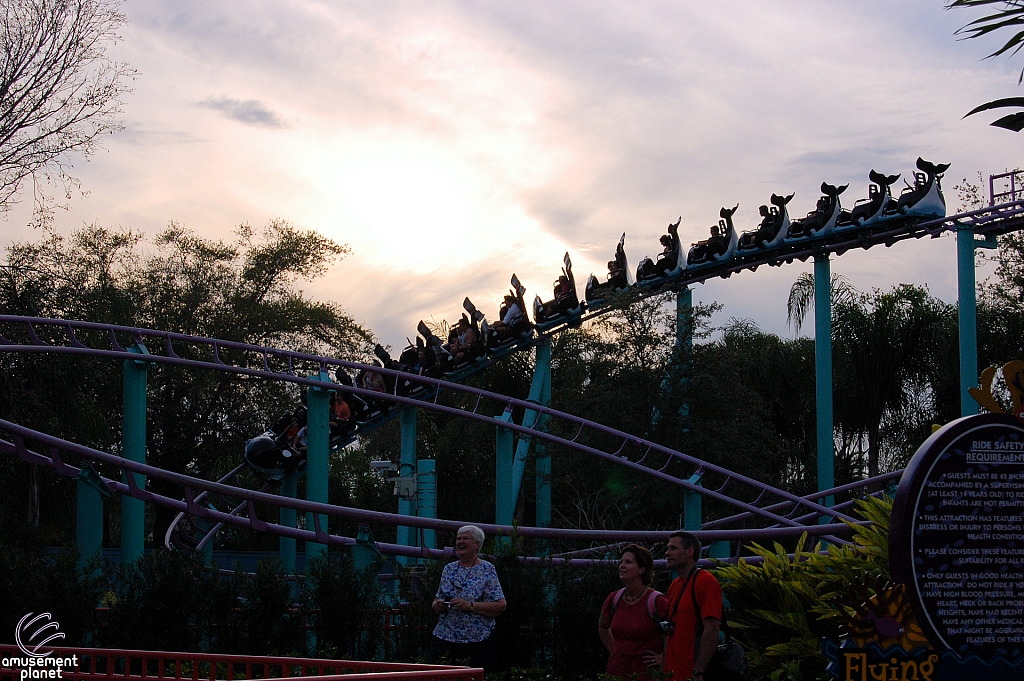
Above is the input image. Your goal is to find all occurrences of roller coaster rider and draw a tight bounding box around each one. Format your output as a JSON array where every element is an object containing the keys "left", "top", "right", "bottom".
[
  {"left": 449, "top": 317, "right": 484, "bottom": 365},
  {"left": 490, "top": 294, "right": 526, "bottom": 339}
]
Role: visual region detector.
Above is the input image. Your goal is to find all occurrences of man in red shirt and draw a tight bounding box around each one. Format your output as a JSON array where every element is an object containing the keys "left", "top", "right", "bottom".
[{"left": 647, "top": 531, "right": 722, "bottom": 681}]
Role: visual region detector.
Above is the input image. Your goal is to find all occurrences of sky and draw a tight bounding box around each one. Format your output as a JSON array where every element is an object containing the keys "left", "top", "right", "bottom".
[{"left": 2, "top": 1, "right": 1022, "bottom": 350}]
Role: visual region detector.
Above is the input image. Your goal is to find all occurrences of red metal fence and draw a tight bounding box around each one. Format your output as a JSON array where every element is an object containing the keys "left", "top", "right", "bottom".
[{"left": 0, "top": 646, "right": 483, "bottom": 681}]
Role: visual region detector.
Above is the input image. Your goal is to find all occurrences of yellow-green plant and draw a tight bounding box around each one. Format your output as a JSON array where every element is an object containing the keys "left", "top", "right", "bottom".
[{"left": 714, "top": 496, "right": 892, "bottom": 681}]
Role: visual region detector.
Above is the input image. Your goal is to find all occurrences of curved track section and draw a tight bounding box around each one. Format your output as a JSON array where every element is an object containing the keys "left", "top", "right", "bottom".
[
  {"left": 0, "top": 316, "right": 872, "bottom": 543},
  {"left": 548, "top": 199, "right": 1024, "bottom": 330},
  {"left": 0, "top": 417, "right": 861, "bottom": 565}
]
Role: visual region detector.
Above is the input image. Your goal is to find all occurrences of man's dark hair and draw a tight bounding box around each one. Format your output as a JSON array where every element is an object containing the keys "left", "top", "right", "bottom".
[
  {"left": 620, "top": 544, "right": 655, "bottom": 586},
  {"left": 669, "top": 530, "right": 701, "bottom": 557}
]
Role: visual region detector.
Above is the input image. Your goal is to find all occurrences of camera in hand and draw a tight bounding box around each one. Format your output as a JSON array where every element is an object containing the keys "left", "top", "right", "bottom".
[{"left": 443, "top": 600, "right": 453, "bottom": 610}]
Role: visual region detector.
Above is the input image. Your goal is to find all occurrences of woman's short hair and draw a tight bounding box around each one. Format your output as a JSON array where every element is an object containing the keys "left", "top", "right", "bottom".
[
  {"left": 458, "top": 525, "right": 485, "bottom": 545},
  {"left": 621, "top": 543, "right": 655, "bottom": 586}
]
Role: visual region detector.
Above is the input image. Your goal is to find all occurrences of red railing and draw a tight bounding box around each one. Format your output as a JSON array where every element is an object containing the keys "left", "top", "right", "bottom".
[{"left": 0, "top": 646, "right": 483, "bottom": 681}]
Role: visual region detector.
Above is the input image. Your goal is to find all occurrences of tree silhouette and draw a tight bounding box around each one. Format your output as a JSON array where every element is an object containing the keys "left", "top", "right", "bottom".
[
  {"left": 0, "top": 0, "right": 135, "bottom": 219},
  {"left": 789, "top": 274, "right": 948, "bottom": 477}
]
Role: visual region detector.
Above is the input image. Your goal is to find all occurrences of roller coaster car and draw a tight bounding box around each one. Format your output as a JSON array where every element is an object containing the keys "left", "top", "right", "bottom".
[
  {"left": 687, "top": 205, "right": 739, "bottom": 265},
  {"left": 586, "top": 233, "right": 633, "bottom": 302},
  {"left": 738, "top": 194, "right": 793, "bottom": 250},
  {"left": 420, "top": 311, "right": 485, "bottom": 374},
  {"left": 413, "top": 336, "right": 443, "bottom": 379},
  {"left": 844, "top": 170, "right": 900, "bottom": 227},
  {"left": 533, "top": 253, "right": 583, "bottom": 328},
  {"left": 895, "top": 157, "right": 949, "bottom": 218},
  {"left": 244, "top": 407, "right": 307, "bottom": 481},
  {"left": 334, "top": 368, "right": 375, "bottom": 422},
  {"left": 476, "top": 276, "right": 533, "bottom": 349},
  {"left": 786, "top": 183, "right": 848, "bottom": 240},
  {"left": 373, "top": 344, "right": 417, "bottom": 396},
  {"left": 636, "top": 218, "right": 684, "bottom": 284}
]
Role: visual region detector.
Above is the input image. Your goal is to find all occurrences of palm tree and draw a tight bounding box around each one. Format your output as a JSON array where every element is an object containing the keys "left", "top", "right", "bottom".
[
  {"left": 788, "top": 274, "right": 949, "bottom": 477},
  {"left": 950, "top": 0, "right": 1024, "bottom": 131}
]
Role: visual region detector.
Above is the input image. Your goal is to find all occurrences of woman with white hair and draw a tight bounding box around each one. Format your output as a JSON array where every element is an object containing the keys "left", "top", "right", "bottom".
[{"left": 430, "top": 525, "right": 507, "bottom": 671}]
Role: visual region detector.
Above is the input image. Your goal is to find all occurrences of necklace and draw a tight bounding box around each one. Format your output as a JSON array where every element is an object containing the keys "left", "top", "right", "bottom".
[{"left": 622, "top": 587, "right": 648, "bottom": 604}]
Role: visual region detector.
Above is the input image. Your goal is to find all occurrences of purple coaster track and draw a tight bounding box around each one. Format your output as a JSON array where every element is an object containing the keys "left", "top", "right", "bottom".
[
  {"left": 0, "top": 418, "right": 864, "bottom": 565},
  {"left": 0, "top": 315, "right": 870, "bottom": 546}
]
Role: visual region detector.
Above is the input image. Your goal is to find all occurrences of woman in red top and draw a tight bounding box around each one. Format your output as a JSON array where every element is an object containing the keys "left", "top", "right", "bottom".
[{"left": 598, "top": 544, "right": 669, "bottom": 680}]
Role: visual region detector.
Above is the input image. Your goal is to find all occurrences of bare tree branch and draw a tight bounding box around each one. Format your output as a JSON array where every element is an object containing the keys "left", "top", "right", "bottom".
[{"left": 0, "top": 0, "right": 134, "bottom": 221}]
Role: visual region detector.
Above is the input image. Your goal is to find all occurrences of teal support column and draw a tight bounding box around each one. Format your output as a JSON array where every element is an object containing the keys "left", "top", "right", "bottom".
[
  {"left": 709, "top": 542, "right": 731, "bottom": 559},
  {"left": 495, "top": 410, "right": 514, "bottom": 543},
  {"left": 396, "top": 407, "right": 418, "bottom": 563},
  {"left": 535, "top": 445, "right": 550, "bottom": 528},
  {"left": 279, "top": 472, "right": 297, "bottom": 574},
  {"left": 511, "top": 338, "right": 552, "bottom": 499},
  {"left": 536, "top": 349, "right": 552, "bottom": 555},
  {"left": 417, "top": 459, "right": 436, "bottom": 551},
  {"left": 677, "top": 287, "right": 693, "bottom": 418},
  {"left": 76, "top": 464, "right": 109, "bottom": 569},
  {"left": 121, "top": 344, "right": 149, "bottom": 567},
  {"left": 677, "top": 287, "right": 693, "bottom": 358},
  {"left": 814, "top": 254, "right": 834, "bottom": 512},
  {"left": 958, "top": 225, "right": 979, "bottom": 417},
  {"left": 683, "top": 473, "right": 702, "bottom": 532},
  {"left": 304, "top": 371, "right": 331, "bottom": 568},
  {"left": 352, "top": 525, "right": 382, "bottom": 571}
]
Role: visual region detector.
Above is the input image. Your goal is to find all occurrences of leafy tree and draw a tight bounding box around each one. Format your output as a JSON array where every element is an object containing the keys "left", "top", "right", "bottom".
[
  {"left": 948, "top": 0, "right": 1024, "bottom": 131},
  {"left": 0, "top": 0, "right": 135, "bottom": 221},
  {"left": 788, "top": 275, "right": 952, "bottom": 477},
  {"left": 0, "top": 221, "right": 373, "bottom": 547}
]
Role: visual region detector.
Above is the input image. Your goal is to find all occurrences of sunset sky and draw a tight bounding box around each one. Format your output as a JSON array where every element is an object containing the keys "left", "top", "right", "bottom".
[{"left": 3, "top": 1, "right": 1022, "bottom": 350}]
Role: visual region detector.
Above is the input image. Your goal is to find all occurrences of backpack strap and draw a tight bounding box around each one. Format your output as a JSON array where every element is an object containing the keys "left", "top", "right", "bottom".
[
  {"left": 646, "top": 589, "right": 663, "bottom": 622},
  {"left": 610, "top": 587, "right": 626, "bottom": 616},
  {"left": 611, "top": 587, "right": 663, "bottom": 623}
]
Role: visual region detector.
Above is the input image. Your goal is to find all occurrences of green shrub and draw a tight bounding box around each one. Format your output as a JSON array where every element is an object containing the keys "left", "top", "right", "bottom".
[
  {"left": 715, "top": 496, "right": 891, "bottom": 681},
  {"left": 104, "top": 548, "right": 226, "bottom": 652},
  {"left": 220, "top": 558, "right": 303, "bottom": 655},
  {"left": 0, "top": 544, "right": 107, "bottom": 647},
  {"left": 305, "top": 552, "right": 386, "bottom": 659}
]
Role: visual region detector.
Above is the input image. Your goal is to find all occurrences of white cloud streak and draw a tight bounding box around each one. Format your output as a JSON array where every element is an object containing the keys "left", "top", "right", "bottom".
[{"left": 1, "top": 0, "right": 1019, "bottom": 349}]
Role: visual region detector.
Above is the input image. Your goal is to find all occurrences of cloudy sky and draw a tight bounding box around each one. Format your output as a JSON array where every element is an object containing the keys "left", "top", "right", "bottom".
[{"left": 3, "top": 1, "right": 1022, "bottom": 349}]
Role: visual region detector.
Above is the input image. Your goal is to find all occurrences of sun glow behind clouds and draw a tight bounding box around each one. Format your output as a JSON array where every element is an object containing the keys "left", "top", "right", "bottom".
[{"left": 337, "top": 158, "right": 478, "bottom": 273}]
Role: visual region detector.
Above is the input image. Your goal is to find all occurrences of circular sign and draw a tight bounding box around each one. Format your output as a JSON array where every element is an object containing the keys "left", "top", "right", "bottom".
[{"left": 891, "top": 413, "right": 1024, "bottom": 661}]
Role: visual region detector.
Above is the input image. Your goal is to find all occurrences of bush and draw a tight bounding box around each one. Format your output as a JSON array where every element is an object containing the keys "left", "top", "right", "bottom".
[
  {"left": 715, "top": 497, "right": 891, "bottom": 681},
  {"left": 104, "top": 548, "right": 227, "bottom": 652},
  {"left": 305, "top": 553, "right": 386, "bottom": 659},
  {"left": 0, "top": 544, "right": 107, "bottom": 647},
  {"left": 219, "top": 558, "right": 304, "bottom": 655}
]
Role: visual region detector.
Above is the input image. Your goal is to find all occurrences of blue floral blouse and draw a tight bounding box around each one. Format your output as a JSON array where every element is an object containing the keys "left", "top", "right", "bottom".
[{"left": 432, "top": 559, "right": 505, "bottom": 643}]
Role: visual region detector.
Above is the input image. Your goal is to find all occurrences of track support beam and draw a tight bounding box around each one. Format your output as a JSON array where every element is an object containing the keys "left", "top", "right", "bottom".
[
  {"left": 814, "top": 254, "right": 834, "bottom": 511},
  {"left": 535, "top": 340, "right": 552, "bottom": 539},
  {"left": 397, "top": 406, "right": 417, "bottom": 563},
  {"left": 121, "top": 344, "right": 149, "bottom": 566},
  {"left": 417, "top": 458, "right": 436, "bottom": 552},
  {"left": 76, "top": 464, "right": 108, "bottom": 569},
  {"left": 280, "top": 472, "right": 297, "bottom": 573},
  {"left": 495, "top": 409, "right": 514, "bottom": 544},
  {"left": 510, "top": 338, "right": 552, "bottom": 509},
  {"left": 958, "top": 225, "right": 979, "bottom": 417},
  {"left": 304, "top": 370, "right": 331, "bottom": 567}
]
